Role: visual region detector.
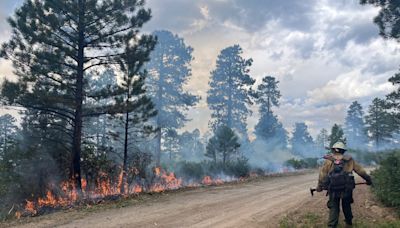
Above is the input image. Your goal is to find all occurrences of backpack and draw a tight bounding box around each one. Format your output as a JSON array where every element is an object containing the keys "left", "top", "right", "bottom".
[{"left": 327, "top": 157, "right": 348, "bottom": 191}]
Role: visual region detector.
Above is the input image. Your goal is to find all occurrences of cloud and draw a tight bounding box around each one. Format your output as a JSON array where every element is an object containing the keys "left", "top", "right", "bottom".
[
  {"left": 276, "top": 99, "right": 349, "bottom": 137},
  {"left": 144, "top": 0, "right": 205, "bottom": 33},
  {"left": 0, "top": 0, "right": 399, "bottom": 138},
  {"left": 227, "top": 0, "right": 317, "bottom": 32},
  {"left": 307, "top": 69, "right": 394, "bottom": 106},
  {"left": 315, "top": 0, "right": 381, "bottom": 49}
]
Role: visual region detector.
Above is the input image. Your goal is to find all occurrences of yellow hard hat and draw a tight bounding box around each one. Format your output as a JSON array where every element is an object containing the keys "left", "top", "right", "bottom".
[{"left": 331, "top": 141, "right": 346, "bottom": 151}]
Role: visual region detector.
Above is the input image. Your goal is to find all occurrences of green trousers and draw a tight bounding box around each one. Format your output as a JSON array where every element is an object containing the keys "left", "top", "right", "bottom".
[{"left": 327, "top": 191, "right": 353, "bottom": 227}]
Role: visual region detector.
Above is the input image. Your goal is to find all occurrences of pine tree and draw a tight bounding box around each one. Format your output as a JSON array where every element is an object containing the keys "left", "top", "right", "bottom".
[
  {"left": 1, "top": 0, "right": 154, "bottom": 189},
  {"left": 206, "top": 126, "right": 240, "bottom": 166},
  {"left": 178, "top": 129, "right": 204, "bottom": 161},
  {"left": 365, "top": 98, "right": 393, "bottom": 150},
  {"left": 0, "top": 114, "right": 18, "bottom": 157},
  {"left": 344, "top": 101, "right": 368, "bottom": 149},
  {"left": 253, "top": 76, "right": 287, "bottom": 149},
  {"left": 207, "top": 45, "right": 255, "bottom": 139},
  {"left": 84, "top": 70, "right": 119, "bottom": 154},
  {"left": 386, "top": 72, "right": 400, "bottom": 132},
  {"left": 361, "top": 0, "right": 400, "bottom": 141},
  {"left": 164, "top": 129, "right": 180, "bottom": 161},
  {"left": 0, "top": 114, "right": 20, "bottom": 200},
  {"left": 291, "top": 122, "right": 314, "bottom": 157},
  {"left": 254, "top": 113, "right": 287, "bottom": 149},
  {"left": 316, "top": 128, "right": 329, "bottom": 150},
  {"left": 111, "top": 37, "right": 157, "bottom": 193},
  {"left": 329, "top": 124, "right": 346, "bottom": 147},
  {"left": 360, "top": 0, "right": 400, "bottom": 41},
  {"left": 255, "top": 76, "right": 281, "bottom": 114},
  {"left": 145, "top": 30, "right": 199, "bottom": 166}
]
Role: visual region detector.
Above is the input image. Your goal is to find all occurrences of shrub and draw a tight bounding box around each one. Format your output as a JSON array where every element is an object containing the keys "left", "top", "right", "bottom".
[
  {"left": 225, "top": 158, "right": 250, "bottom": 178},
  {"left": 177, "top": 158, "right": 250, "bottom": 180},
  {"left": 284, "top": 158, "right": 305, "bottom": 169},
  {"left": 284, "top": 157, "right": 319, "bottom": 169},
  {"left": 303, "top": 158, "right": 319, "bottom": 168},
  {"left": 347, "top": 149, "right": 383, "bottom": 165},
  {"left": 178, "top": 161, "right": 205, "bottom": 181},
  {"left": 372, "top": 150, "right": 400, "bottom": 213}
]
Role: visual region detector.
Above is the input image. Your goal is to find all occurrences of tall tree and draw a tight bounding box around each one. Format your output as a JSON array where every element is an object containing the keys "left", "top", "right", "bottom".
[
  {"left": 207, "top": 45, "right": 255, "bottom": 139},
  {"left": 291, "top": 122, "right": 314, "bottom": 157},
  {"left": 112, "top": 37, "right": 157, "bottom": 193},
  {"left": 360, "top": 0, "right": 400, "bottom": 41},
  {"left": 255, "top": 76, "right": 281, "bottom": 114},
  {"left": 206, "top": 125, "right": 240, "bottom": 166},
  {"left": 316, "top": 128, "right": 329, "bottom": 150},
  {"left": 178, "top": 129, "right": 205, "bottom": 161},
  {"left": 365, "top": 98, "right": 393, "bottom": 150},
  {"left": 386, "top": 72, "right": 400, "bottom": 133},
  {"left": 84, "top": 69, "right": 119, "bottom": 154},
  {"left": 344, "top": 101, "right": 368, "bottom": 149},
  {"left": 0, "top": 114, "right": 18, "bottom": 157},
  {"left": 146, "top": 30, "right": 199, "bottom": 166},
  {"left": 254, "top": 113, "right": 288, "bottom": 149},
  {"left": 329, "top": 124, "right": 346, "bottom": 147},
  {"left": 253, "top": 76, "right": 287, "bottom": 149},
  {"left": 1, "top": 0, "right": 154, "bottom": 189},
  {"left": 361, "top": 0, "right": 400, "bottom": 138}
]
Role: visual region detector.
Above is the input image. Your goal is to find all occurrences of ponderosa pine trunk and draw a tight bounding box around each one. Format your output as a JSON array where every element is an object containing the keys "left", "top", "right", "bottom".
[{"left": 71, "top": 0, "right": 86, "bottom": 190}]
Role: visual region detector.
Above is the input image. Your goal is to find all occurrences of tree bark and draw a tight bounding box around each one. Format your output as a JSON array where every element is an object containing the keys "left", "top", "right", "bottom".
[
  {"left": 155, "top": 129, "right": 161, "bottom": 166},
  {"left": 227, "top": 74, "right": 232, "bottom": 129},
  {"left": 121, "top": 86, "right": 130, "bottom": 194},
  {"left": 155, "top": 66, "right": 163, "bottom": 166},
  {"left": 71, "top": 0, "right": 85, "bottom": 190}
]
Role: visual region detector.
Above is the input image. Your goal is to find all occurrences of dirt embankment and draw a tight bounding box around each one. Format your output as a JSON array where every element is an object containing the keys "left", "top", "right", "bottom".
[{"left": 3, "top": 171, "right": 398, "bottom": 228}]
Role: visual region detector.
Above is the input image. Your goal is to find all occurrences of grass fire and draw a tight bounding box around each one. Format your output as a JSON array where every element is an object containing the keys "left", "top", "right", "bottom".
[
  {"left": 14, "top": 166, "right": 242, "bottom": 218},
  {"left": 1, "top": 0, "right": 400, "bottom": 227}
]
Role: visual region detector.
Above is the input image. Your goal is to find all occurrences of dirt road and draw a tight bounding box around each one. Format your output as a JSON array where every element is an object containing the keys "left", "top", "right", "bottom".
[{"left": 11, "top": 172, "right": 318, "bottom": 228}]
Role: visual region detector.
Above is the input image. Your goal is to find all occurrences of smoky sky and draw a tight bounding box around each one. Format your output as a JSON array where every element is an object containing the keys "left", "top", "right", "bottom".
[{"left": 0, "top": 0, "right": 399, "bottom": 137}]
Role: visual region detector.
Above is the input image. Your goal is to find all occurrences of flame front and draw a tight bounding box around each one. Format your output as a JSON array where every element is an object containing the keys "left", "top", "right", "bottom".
[
  {"left": 202, "top": 176, "right": 224, "bottom": 186},
  {"left": 16, "top": 167, "right": 234, "bottom": 218},
  {"left": 150, "top": 167, "right": 182, "bottom": 192}
]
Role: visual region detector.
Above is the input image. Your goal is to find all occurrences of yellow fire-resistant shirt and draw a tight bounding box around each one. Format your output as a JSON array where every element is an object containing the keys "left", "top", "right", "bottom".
[{"left": 317, "top": 152, "right": 371, "bottom": 189}]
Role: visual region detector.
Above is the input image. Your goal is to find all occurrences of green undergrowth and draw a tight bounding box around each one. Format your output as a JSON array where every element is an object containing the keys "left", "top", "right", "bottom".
[{"left": 279, "top": 212, "right": 400, "bottom": 228}]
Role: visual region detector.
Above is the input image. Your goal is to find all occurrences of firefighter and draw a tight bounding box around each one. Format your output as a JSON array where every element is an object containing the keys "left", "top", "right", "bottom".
[{"left": 316, "top": 141, "right": 373, "bottom": 227}]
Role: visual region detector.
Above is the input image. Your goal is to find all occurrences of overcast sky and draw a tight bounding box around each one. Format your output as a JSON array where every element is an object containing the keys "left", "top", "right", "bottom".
[{"left": 0, "top": 0, "right": 398, "bottom": 138}]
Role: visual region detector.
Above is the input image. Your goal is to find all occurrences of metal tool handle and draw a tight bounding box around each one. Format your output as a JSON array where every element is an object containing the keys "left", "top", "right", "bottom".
[{"left": 310, "top": 182, "right": 367, "bottom": 196}]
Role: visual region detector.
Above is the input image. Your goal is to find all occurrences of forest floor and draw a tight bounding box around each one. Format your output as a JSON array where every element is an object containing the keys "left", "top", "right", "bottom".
[{"left": 2, "top": 171, "right": 399, "bottom": 228}]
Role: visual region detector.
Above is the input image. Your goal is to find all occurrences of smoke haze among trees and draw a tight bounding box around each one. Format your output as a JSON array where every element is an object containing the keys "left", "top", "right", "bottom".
[{"left": 0, "top": 0, "right": 400, "bottom": 220}]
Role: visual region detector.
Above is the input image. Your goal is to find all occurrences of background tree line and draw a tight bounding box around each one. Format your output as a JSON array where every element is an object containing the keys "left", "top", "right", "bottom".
[{"left": 1, "top": 0, "right": 400, "bottom": 219}]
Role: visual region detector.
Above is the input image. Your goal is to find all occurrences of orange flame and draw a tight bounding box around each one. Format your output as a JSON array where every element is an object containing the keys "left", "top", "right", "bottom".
[
  {"left": 150, "top": 167, "right": 182, "bottom": 192},
  {"left": 214, "top": 178, "right": 224, "bottom": 185},
  {"left": 117, "top": 170, "right": 124, "bottom": 193},
  {"left": 202, "top": 176, "right": 213, "bottom": 185},
  {"left": 25, "top": 200, "right": 37, "bottom": 215},
  {"left": 38, "top": 191, "right": 57, "bottom": 207},
  {"left": 15, "top": 211, "right": 21, "bottom": 219},
  {"left": 132, "top": 185, "right": 142, "bottom": 193},
  {"left": 16, "top": 167, "right": 234, "bottom": 219},
  {"left": 202, "top": 176, "right": 225, "bottom": 185}
]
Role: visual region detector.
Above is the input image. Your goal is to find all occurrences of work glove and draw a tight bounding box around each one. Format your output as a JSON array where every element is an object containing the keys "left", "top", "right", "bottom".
[{"left": 316, "top": 186, "right": 323, "bottom": 192}]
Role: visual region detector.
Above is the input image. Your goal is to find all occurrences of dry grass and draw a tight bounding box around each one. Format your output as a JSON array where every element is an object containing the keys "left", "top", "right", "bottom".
[{"left": 279, "top": 183, "right": 399, "bottom": 228}]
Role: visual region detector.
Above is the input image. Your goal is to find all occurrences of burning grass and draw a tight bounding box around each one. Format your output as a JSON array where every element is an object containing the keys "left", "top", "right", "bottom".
[
  {"left": 12, "top": 167, "right": 241, "bottom": 219},
  {"left": 7, "top": 165, "right": 309, "bottom": 221}
]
